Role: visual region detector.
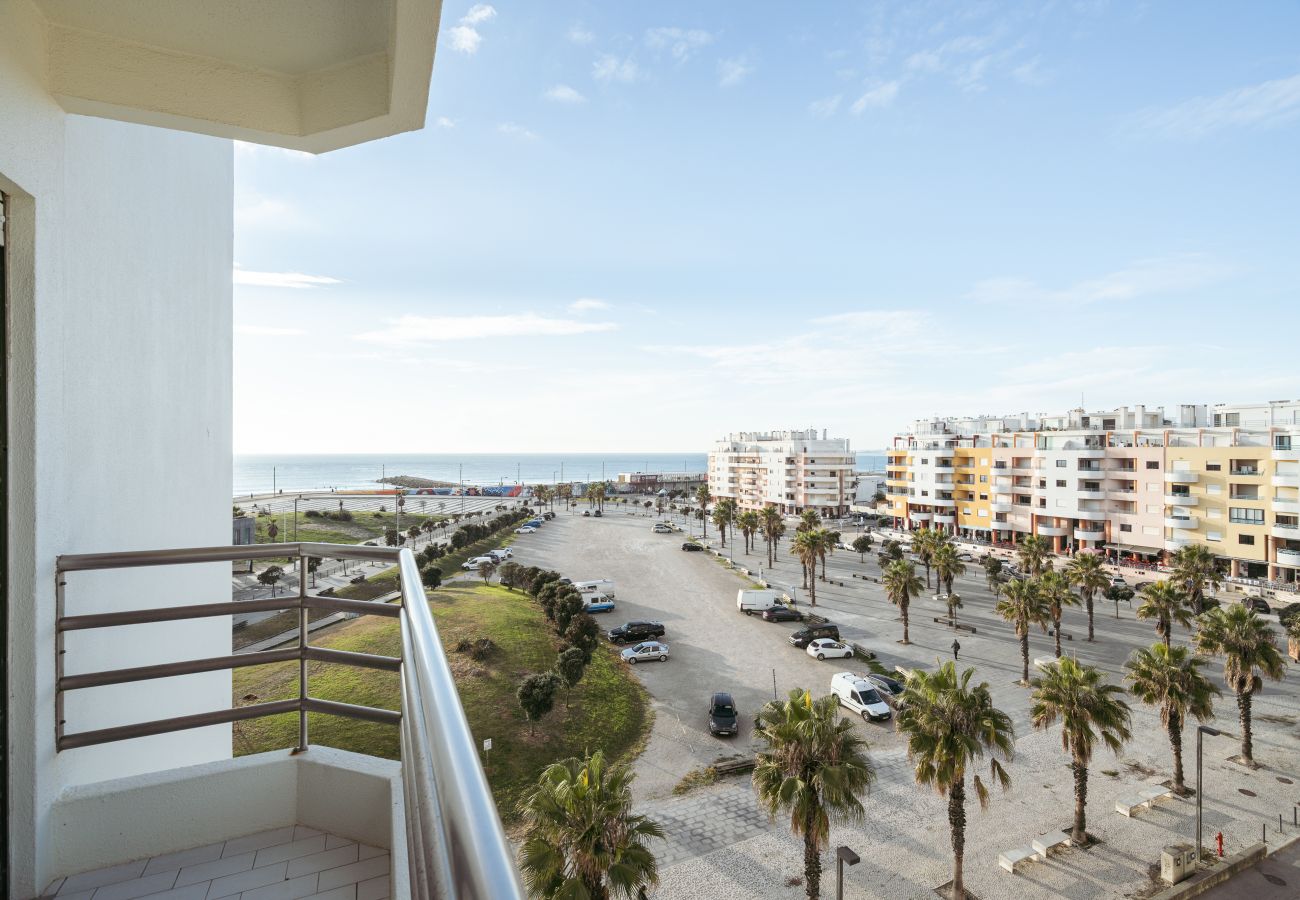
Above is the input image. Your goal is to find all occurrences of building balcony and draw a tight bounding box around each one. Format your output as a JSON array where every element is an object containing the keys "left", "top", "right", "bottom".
[
  {"left": 1076, "top": 467, "right": 1106, "bottom": 477},
  {"left": 1164, "top": 494, "right": 1198, "bottom": 507},
  {"left": 1166, "top": 538, "right": 1192, "bottom": 551},
  {"left": 1074, "top": 509, "right": 1108, "bottom": 521},
  {"left": 933, "top": 513, "right": 957, "bottom": 525},
  {"left": 931, "top": 497, "right": 957, "bottom": 507},
  {"left": 909, "top": 511, "right": 933, "bottom": 521},
  {"left": 1107, "top": 489, "right": 1137, "bottom": 500},
  {"left": 45, "top": 543, "right": 524, "bottom": 900},
  {"left": 1011, "top": 466, "right": 1037, "bottom": 476},
  {"left": 1075, "top": 527, "right": 1106, "bottom": 541},
  {"left": 1165, "top": 471, "right": 1200, "bottom": 483},
  {"left": 1272, "top": 474, "right": 1300, "bottom": 488},
  {"left": 1164, "top": 516, "right": 1199, "bottom": 530},
  {"left": 1278, "top": 548, "right": 1300, "bottom": 566},
  {"left": 1230, "top": 467, "right": 1264, "bottom": 477},
  {"left": 1273, "top": 499, "right": 1300, "bottom": 514},
  {"left": 991, "top": 501, "right": 1013, "bottom": 513},
  {"left": 1075, "top": 489, "right": 1107, "bottom": 500},
  {"left": 1010, "top": 483, "right": 1034, "bottom": 494},
  {"left": 1272, "top": 447, "right": 1299, "bottom": 462},
  {"left": 1036, "top": 523, "right": 1069, "bottom": 537},
  {"left": 1270, "top": 523, "right": 1300, "bottom": 540},
  {"left": 1073, "top": 448, "right": 1108, "bottom": 459}
]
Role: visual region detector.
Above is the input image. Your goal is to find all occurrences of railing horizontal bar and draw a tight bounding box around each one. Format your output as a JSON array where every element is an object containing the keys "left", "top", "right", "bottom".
[
  {"left": 304, "top": 646, "right": 402, "bottom": 672},
  {"left": 59, "top": 648, "right": 300, "bottom": 691},
  {"left": 304, "top": 697, "right": 401, "bottom": 725},
  {"left": 58, "top": 542, "right": 402, "bottom": 573},
  {"left": 58, "top": 699, "right": 300, "bottom": 750},
  {"left": 305, "top": 595, "right": 402, "bottom": 618},
  {"left": 59, "top": 597, "right": 294, "bottom": 631}
]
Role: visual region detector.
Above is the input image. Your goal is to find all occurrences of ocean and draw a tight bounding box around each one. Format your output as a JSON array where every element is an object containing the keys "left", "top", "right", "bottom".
[{"left": 234, "top": 452, "right": 888, "bottom": 496}]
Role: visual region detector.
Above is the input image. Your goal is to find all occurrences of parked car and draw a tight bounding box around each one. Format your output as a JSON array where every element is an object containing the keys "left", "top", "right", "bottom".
[
  {"left": 958, "top": 552, "right": 975, "bottom": 562},
  {"left": 762, "top": 605, "right": 803, "bottom": 623},
  {"left": 593, "top": 509, "right": 602, "bottom": 517},
  {"left": 807, "top": 638, "right": 854, "bottom": 661},
  {"left": 487, "top": 548, "right": 512, "bottom": 562},
  {"left": 607, "top": 621, "right": 665, "bottom": 644},
  {"left": 543, "top": 512, "right": 556, "bottom": 520},
  {"left": 621, "top": 641, "right": 669, "bottom": 664},
  {"left": 514, "top": 526, "right": 537, "bottom": 534},
  {"left": 1245, "top": 597, "right": 1272, "bottom": 615},
  {"left": 789, "top": 623, "right": 840, "bottom": 648},
  {"left": 737, "top": 589, "right": 783, "bottom": 615},
  {"left": 652, "top": 523, "right": 672, "bottom": 534},
  {"left": 708, "top": 692, "right": 738, "bottom": 737},
  {"left": 681, "top": 541, "right": 704, "bottom": 552},
  {"left": 461, "top": 555, "right": 496, "bottom": 570},
  {"left": 830, "top": 672, "right": 893, "bottom": 722},
  {"left": 866, "top": 672, "right": 905, "bottom": 696},
  {"left": 584, "top": 598, "right": 615, "bottom": 614},
  {"left": 1111, "top": 575, "right": 1128, "bottom": 588},
  {"left": 582, "top": 510, "right": 591, "bottom": 517}
]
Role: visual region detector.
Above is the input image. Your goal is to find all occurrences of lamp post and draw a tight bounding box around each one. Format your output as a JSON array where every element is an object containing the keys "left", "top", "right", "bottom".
[
  {"left": 1196, "top": 725, "right": 1225, "bottom": 863},
  {"left": 835, "top": 846, "right": 860, "bottom": 900}
]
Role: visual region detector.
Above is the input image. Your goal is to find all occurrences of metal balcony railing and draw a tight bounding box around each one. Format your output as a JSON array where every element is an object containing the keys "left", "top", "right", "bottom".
[{"left": 55, "top": 542, "right": 524, "bottom": 900}]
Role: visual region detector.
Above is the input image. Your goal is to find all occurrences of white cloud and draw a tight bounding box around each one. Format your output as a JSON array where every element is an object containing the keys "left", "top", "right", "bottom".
[
  {"left": 435, "top": 116, "right": 456, "bottom": 128},
  {"left": 568, "top": 298, "right": 611, "bottom": 312},
  {"left": 808, "top": 94, "right": 843, "bottom": 118},
  {"left": 645, "top": 27, "right": 714, "bottom": 61},
  {"left": 447, "top": 4, "right": 497, "bottom": 54},
  {"left": 850, "top": 80, "right": 900, "bottom": 114},
  {"left": 237, "top": 325, "right": 307, "bottom": 337},
  {"left": 234, "top": 194, "right": 307, "bottom": 230},
  {"left": 497, "top": 122, "right": 539, "bottom": 140},
  {"left": 1011, "top": 57, "right": 1048, "bottom": 86},
  {"left": 544, "top": 84, "right": 587, "bottom": 104},
  {"left": 717, "top": 56, "right": 754, "bottom": 88},
  {"left": 567, "top": 24, "right": 595, "bottom": 45},
  {"left": 357, "top": 313, "right": 618, "bottom": 344},
  {"left": 1134, "top": 73, "right": 1300, "bottom": 139},
  {"left": 233, "top": 266, "right": 341, "bottom": 289},
  {"left": 967, "top": 255, "right": 1228, "bottom": 306},
  {"left": 593, "top": 54, "right": 640, "bottom": 83}
]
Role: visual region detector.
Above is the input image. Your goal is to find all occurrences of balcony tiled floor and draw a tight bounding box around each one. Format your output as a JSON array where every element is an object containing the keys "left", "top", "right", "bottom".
[{"left": 42, "top": 826, "right": 390, "bottom": 900}]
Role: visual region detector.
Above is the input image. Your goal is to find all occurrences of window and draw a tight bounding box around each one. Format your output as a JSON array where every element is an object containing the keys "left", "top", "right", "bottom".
[
  {"left": 1055, "top": 460, "right": 1066, "bottom": 468},
  {"left": 1229, "top": 508, "right": 1264, "bottom": 525},
  {"left": 978, "top": 493, "right": 987, "bottom": 501},
  {"left": 1238, "top": 534, "right": 1255, "bottom": 546},
  {"left": 1206, "top": 531, "right": 1221, "bottom": 542},
  {"left": 1143, "top": 526, "right": 1159, "bottom": 536},
  {"left": 1223, "top": 413, "right": 1240, "bottom": 427},
  {"left": 1278, "top": 436, "right": 1293, "bottom": 451},
  {"left": 1146, "top": 461, "right": 1159, "bottom": 470},
  {"left": 978, "top": 509, "right": 988, "bottom": 517},
  {"left": 979, "top": 475, "right": 988, "bottom": 483},
  {"left": 1206, "top": 462, "right": 1221, "bottom": 472},
  {"left": 1120, "top": 524, "right": 1132, "bottom": 533},
  {"left": 1206, "top": 484, "right": 1222, "bottom": 495},
  {"left": 1056, "top": 479, "right": 1066, "bottom": 487}
]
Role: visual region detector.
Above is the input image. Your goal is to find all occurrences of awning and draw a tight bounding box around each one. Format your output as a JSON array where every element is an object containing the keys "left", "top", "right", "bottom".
[{"left": 1106, "top": 543, "right": 1161, "bottom": 555}]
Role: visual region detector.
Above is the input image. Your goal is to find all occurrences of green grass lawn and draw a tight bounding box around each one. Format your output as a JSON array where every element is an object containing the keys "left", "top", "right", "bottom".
[{"left": 232, "top": 583, "right": 650, "bottom": 826}]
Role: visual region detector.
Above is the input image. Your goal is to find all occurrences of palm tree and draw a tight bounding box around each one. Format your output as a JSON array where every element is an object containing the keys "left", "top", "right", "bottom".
[
  {"left": 897, "top": 662, "right": 1013, "bottom": 900},
  {"left": 793, "top": 530, "right": 822, "bottom": 605},
  {"left": 1039, "top": 571, "right": 1079, "bottom": 658},
  {"left": 883, "top": 559, "right": 923, "bottom": 644},
  {"left": 913, "top": 527, "right": 938, "bottom": 588},
  {"left": 1194, "top": 604, "right": 1287, "bottom": 766},
  {"left": 798, "top": 508, "right": 821, "bottom": 533},
  {"left": 813, "top": 528, "right": 834, "bottom": 581},
  {"left": 695, "top": 484, "right": 711, "bottom": 538},
  {"left": 519, "top": 751, "right": 664, "bottom": 899},
  {"left": 1017, "top": 534, "right": 1050, "bottom": 577},
  {"left": 996, "top": 577, "right": 1050, "bottom": 685},
  {"left": 932, "top": 543, "right": 966, "bottom": 599},
  {"left": 711, "top": 506, "right": 730, "bottom": 547},
  {"left": 753, "top": 689, "right": 876, "bottom": 899},
  {"left": 1171, "top": 544, "right": 1222, "bottom": 615},
  {"left": 761, "top": 506, "right": 785, "bottom": 568},
  {"left": 1124, "top": 643, "right": 1219, "bottom": 795},
  {"left": 1136, "top": 580, "right": 1194, "bottom": 649},
  {"left": 1030, "top": 658, "right": 1132, "bottom": 844},
  {"left": 1065, "top": 553, "right": 1109, "bottom": 642}
]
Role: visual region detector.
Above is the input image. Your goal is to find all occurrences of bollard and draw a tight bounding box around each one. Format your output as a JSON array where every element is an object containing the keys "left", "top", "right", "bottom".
[
  {"left": 1262, "top": 823, "right": 1267, "bottom": 844},
  {"left": 1216, "top": 832, "right": 1223, "bottom": 857}
]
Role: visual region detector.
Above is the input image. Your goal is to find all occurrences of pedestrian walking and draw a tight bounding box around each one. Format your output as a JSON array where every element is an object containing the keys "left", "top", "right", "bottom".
[{"left": 951, "top": 638, "right": 961, "bottom": 661}]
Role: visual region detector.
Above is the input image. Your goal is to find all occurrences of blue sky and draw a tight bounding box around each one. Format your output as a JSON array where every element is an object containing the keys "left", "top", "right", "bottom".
[{"left": 234, "top": 1, "right": 1300, "bottom": 454}]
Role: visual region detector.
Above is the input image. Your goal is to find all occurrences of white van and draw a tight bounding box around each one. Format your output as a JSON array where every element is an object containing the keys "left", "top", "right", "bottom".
[
  {"left": 830, "top": 672, "right": 893, "bottom": 721},
  {"left": 736, "top": 589, "right": 782, "bottom": 615},
  {"left": 573, "top": 579, "right": 616, "bottom": 600}
]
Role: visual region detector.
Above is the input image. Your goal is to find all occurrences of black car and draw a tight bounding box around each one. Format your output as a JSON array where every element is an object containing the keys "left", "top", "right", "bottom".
[
  {"left": 788, "top": 623, "right": 840, "bottom": 648},
  {"left": 681, "top": 541, "right": 704, "bottom": 551},
  {"left": 593, "top": 509, "right": 602, "bottom": 517},
  {"left": 708, "top": 692, "right": 738, "bottom": 737},
  {"left": 867, "top": 672, "right": 905, "bottom": 695},
  {"left": 607, "top": 620, "right": 666, "bottom": 644},
  {"left": 762, "top": 605, "right": 803, "bottom": 623},
  {"left": 1245, "top": 597, "right": 1271, "bottom": 615}
]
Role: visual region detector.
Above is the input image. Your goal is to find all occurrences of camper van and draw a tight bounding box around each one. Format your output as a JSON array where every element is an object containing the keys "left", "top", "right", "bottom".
[
  {"left": 573, "top": 579, "right": 616, "bottom": 600},
  {"left": 736, "top": 589, "right": 783, "bottom": 615}
]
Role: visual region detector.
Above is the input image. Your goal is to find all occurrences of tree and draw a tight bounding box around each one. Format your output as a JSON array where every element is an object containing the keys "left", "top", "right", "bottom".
[
  {"left": 883, "top": 559, "right": 923, "bottom": 644},
  {"left": 851, "top": 534, "right": 874, "bottom": 563},
  {"left": 498, "top": 561, "right": 522, "bottom": 590},
  {"left": 420, "top": 566, "right": 442, "bottom": 590},
  {"left": 477, "top": 558, "right": 497, "bottom": 585},
  {"left": 563, "top": 613, "right": 601, "bottom": 664},
  {"left": 554, "top": 647, "right": 587, "bottom": 708},
  {"left": 1136, "top": 580, "right": 1194, "bottom": 649},
  {"left": 1124, "top": 643, "right": 1219, "bottom": 795},
  {"left": 932, "top": 543, "right": 966, "bottom": 599},
  {"left": 812, "top": 528, "right": 834, "bottom": 581},
  {"left": 738, "top": 510, "right": 761, "bottom": 555},
  {"left": 306, "top": 556, "right": 320, "bottom": 588},
  {"left": 797, "top": 509, "right": 821, "bottom": 534},
  {"left": 983, "top": 556, "right": 1005, "bottom": 599},
  {"left": 1194, "top": 604, "right": 1287, "bottom": 766},
  {"left": 384, "top": 527, "right": 400, "bottom": 548},
  {"left": 792, "top": 531, "right": 822, "bottom": 606},
  {"left": 1030, "top": 658, "right": 1132, "bottom": 844},
  {"left": 553, "top": 590, "right": 585, "bottom": 635},
  {"left": 1172, "top": 544, "right": 1222, "bottom": 615},
  {"left": 753, "top": 689, "right": 875, "bottom": 900},
  {"left": 913, "top": 527, "right": 946, "bottom": 589},
  {"left": 267, "top": 520, "right": 280, "bottom": 542},
  {"left": 1065, "top": 553, "right": 1109, "bottom": 642},
  {"left": 897, "top": 662, "right": 1013, "bottom": 900},
  {"left": 996, "top": 577, "right": 1050, "bottom": 685},
  {"left": 257, "top": 565, "right": 284, "bottom": 596},
  {"left": 517, "top": 672, "right": 561, "bottom": 735},
  {"left": 760, "top": 506, "right": 785, "bottom": 568},
  {"left": 407, "top": 524, "right": 421, "bottom": 544},
  {"left": 519, "top": 751, "right": 663, "bottom": 900},
  {"left": 1039, "top": 571, "right": 1079, "bottom": 658},
  {"left": 711, "top": 501, "right": 733, "bottom": 547},
  {"left": 1017, "top": 534, "right": 1050, "bottom": 577},
  {"left": 695, "top": 484, "right": 712, "bottom": 538}
]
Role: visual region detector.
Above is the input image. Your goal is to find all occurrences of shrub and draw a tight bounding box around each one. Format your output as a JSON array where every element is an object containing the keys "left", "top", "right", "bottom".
[
  {"left": 562, "top": 613, "right": 600, "bottom": 663},
  {"left": 421, "top": 566, "right": 443, "bottom": 589},
  {"left": 553, "top": 591, "right": 585, "bottom": 635},
  {"left": 516, "top": 672, "right": 561, "bottom": 733},
  {"left": 304, "top": 509, "right": 321, "bottom": 518},
  {"left": 455, "top": 637, "right": 498, "bottom": 661}
]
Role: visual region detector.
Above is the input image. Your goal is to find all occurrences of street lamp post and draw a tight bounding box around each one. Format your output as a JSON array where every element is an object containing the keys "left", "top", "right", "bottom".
[
  {"left": 835, "top": 846, "right": 860, "bottom": 900},
  {"left": 1196, "top": 725, "right": 1225, "bottom": 863}
]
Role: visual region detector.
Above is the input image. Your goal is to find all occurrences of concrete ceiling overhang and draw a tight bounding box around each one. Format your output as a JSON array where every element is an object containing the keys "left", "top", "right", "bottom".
[{"left": 34, "top": 0, "right": 442, "bottom": 153}]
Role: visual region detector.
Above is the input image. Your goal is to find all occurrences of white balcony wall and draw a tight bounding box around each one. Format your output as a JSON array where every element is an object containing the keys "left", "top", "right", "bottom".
[{"left": 3, "top": 10, "right": 233, "bottom": 892}]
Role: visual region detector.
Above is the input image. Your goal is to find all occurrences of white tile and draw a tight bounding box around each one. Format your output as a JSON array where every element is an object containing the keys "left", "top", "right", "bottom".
[
  {"left": 323, "top": 836, "right": 353, "bottom": 851},
  {"left": 52, "top": 891, "right": 95, "bottom": 900},
  {"left": 239, "top": 873, "right": 320, "bottom": 900},
  {"left": 90, "top": 871, "right": 179, "bottom": 900},
  {"left": 132, "top": 884, "right": 210, "bottom": 900},
  {"left": 356, "top": 846, "right": 386, "bottom": 862},
  {"left": 304, "top": 887, "right": 356, "bottom": 900},
  {"left": 144, "top": 843, "right": 224, "bottom": 876},
  {"left": 316, "top": 857, "right": 388, "bottom": 893},
  {"left": 175, "top": 852, "right": 256, "bottom": 888},
  {"left": 42, "top": 877, "right": 66, "bottom": 896},
  {"left": 292, "top": 826, "right": 323, "bottom": 841},
  {"left": 221, "top": 827, "right": 297, "bottom": 859},
  {"left": 286, "top": 845, "right": 358, "bottom": 878},
  {"left": 356, "top": 875, "right": 388, "bottom": 900},
  {"left": 254, "top": 836, "right": 327, "bottom": 868},
  {"left": 206, "top": 860, "right": 286, "bottom": 898},
  {"left": 61, "top": 860, "right": 148, "bottom": 894}
]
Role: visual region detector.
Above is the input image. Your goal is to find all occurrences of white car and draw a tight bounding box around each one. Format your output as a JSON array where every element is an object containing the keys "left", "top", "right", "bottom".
[
  {"left": 621, "top": 641, "right": 669, "bottom": 664},
  {"left": 806, "top": 638, "right": 854, "bottom": 661},
  {"left": 652, "top": 523, "right": 672, "bottom": 534},
  {"left": 487, "top": 548, "right": 512, "bottom": 561},
  {"left": 830, "top": 672, "right": 893, "bottom": 721},
  {"left": 461, "top": 555, "right": 497, "bottom": 570},
  {"left": 515, "top": 526, "right": 537, "bottom": 534}
]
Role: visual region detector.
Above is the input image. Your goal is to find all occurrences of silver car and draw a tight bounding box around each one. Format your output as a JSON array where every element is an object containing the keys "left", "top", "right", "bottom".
[{"left": 620, "top": 641, "right": 669, "bottom": 664}]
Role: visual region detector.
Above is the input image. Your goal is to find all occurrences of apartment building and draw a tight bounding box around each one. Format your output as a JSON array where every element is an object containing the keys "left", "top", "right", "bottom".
[
  {"left": 709, "top": 429, "right": 855, "bottom": 516},
  {"left": 888, "top": 403, "right": 1300, "bottom": 585},
  {"left": 2, "top": 4, "right": 521, "bottom": 898}
]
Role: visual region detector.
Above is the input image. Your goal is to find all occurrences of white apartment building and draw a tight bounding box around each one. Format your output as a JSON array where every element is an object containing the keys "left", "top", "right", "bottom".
[
  {"left": 709, "top": 429, "right": 855, "bottom": 516},
  {"left": 3, "top": 4, "right": 521, "bottom": 898}
]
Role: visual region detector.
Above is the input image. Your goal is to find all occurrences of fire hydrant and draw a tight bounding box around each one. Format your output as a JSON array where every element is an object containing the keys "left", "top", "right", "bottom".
[{"left": 1216, "top": 832, "right": 1224, "bottom": 857}]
